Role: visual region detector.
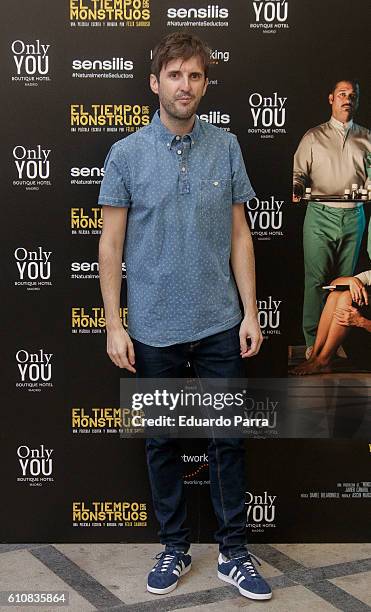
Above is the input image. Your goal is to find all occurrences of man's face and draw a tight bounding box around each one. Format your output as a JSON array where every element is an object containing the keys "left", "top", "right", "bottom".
[
  {"left": 328, "top": 81, "right": 359, "bottom": 123},
  {"left": 150, "top": 55, "right": 208, "bottom": 123}
]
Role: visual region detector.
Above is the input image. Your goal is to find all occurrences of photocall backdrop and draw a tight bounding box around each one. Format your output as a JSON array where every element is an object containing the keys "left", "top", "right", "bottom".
[{"left": 1, "top": 0, "right": 370, "bottom": 542}]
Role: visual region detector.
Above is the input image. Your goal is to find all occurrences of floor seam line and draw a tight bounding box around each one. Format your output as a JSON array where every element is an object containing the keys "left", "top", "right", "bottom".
[{"left": 29, "top": 544, "right": 128, "bottom": 610}]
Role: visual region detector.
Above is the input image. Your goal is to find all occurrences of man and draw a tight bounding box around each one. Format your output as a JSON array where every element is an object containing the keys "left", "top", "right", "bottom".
[
  {"left": 98, "top": 32, "right": 272, "bottom": 601},
  {"left": 292, "top": 79, "right": 370, "bottom": 357}
]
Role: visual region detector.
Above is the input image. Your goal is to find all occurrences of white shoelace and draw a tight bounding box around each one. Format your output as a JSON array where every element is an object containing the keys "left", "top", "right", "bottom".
[
  {"left": 241, "top": 559, "right": 258, "bottom": 576},
  {"left": 155, "top": 553, "right": 176, "bottom": 572},
  {"left": 233, "top": 552, "right": 261, "bottom": 577}
]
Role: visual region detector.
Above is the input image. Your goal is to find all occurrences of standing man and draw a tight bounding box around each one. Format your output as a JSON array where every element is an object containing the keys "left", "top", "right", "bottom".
[
  {"left": 98, "top": 33, "right": 272, "bottom": 601},
  {"left": 292, "top": 79, "right": 370, "bottom": 357}
]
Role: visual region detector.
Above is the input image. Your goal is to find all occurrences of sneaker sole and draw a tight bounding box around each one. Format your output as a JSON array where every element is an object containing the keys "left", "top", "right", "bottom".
[
  {"left": 147, "top": 563, "right": 191, "bottom": 595},
  {"left": 218, "top": 570, "right": 272, "bottom": 600}
]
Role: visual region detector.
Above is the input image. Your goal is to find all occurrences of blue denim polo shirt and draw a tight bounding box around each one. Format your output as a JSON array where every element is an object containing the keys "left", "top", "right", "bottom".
[{"left": 98, "top": 110, "right": 255, "bottom": 346}]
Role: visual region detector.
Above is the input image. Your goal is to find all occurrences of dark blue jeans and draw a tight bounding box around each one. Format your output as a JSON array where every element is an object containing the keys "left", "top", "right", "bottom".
[{"left": 132, "top": 324, "right": 248, "bottom": 558}]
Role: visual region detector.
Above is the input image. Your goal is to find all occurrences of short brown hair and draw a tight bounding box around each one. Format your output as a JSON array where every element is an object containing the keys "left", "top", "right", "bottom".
[
  {"left": 329, "top": 78, "right": 360, "bottom": 96},
  {"left": 151, "top": 32, "right": 211, "bottom": 80}
]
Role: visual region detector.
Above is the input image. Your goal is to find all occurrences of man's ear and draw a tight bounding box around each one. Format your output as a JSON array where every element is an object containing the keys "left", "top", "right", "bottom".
[
  {"left": 328, "top": 93, "right": 334, "bottom": 105},
  {"left": 150, "top": 73, "right": 159, "bottom": 95}
]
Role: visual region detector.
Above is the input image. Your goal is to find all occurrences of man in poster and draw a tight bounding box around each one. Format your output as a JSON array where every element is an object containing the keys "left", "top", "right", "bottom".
[
  {"left": 292, "top": 79, "right": 371, "bottom": 358},
  {"left": 98, "top": 33, "right": 272, "bottom": 601}
]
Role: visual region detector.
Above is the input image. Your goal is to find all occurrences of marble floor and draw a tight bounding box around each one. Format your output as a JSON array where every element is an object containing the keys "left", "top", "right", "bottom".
[{"left": 0, "top": 543, "right": 370, "bottom": 611}]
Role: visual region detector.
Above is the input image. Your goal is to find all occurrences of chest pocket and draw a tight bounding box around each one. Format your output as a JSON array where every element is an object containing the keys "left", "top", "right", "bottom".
[
  {"left": 200, "top": 179, "right": 232, "bottom": 209},
  {"left": 199, "top": 179, "right": 232, "bottom": 246}
]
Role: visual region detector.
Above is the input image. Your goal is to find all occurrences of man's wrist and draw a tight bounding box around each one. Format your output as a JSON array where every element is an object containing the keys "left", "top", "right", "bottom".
[
  {"left": 106, "top": 319, "right": 124, "bottom": 332},
  {"left": 242, "top": 307, "right": 259, "bottom": 319}
]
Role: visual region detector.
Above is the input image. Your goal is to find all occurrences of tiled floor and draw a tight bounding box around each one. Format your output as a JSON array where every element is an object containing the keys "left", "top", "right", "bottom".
[{"left": 0, "top": 543, "right": 370, "bottom": 611}]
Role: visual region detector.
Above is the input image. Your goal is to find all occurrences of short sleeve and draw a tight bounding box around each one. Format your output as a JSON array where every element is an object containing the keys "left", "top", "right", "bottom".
[
  {"left": 98, "top": 142, "right": 131, "bottom": 207},
  {"left": 230, "top": 135, "right": 255, "bottom": 203}
]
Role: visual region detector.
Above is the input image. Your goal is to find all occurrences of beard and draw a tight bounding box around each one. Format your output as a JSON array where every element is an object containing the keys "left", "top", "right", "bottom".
[{"left": 159, "top": 94, "right": 200, "bottom": 122}]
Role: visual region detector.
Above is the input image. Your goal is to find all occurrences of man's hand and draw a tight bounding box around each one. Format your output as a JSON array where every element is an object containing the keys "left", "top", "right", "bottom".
[
  {"left": 292, "top": 184, "right": 303, "bottom": 203},
  {"left": 334, "top": 306, "right": 365, "bottom": 328},
  {"left": 239, "top": 316, "right": 263, "bottom": 358},
  {"left": 107, "top": 326, "right": 136, "bottom": 373},
  {"left": 347, "top": 278, "right": 368, "bottom": 306}
]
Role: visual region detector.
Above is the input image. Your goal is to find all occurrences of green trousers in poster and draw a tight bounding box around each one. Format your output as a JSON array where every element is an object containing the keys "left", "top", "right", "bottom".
[{"left": 303, "top": 202, "right": 366, "bottom": 347}]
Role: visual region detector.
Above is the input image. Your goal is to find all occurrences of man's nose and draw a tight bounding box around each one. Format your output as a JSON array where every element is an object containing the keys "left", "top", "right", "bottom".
[{"left": 179, "top": 76, "right": 191, "bottom": 91}]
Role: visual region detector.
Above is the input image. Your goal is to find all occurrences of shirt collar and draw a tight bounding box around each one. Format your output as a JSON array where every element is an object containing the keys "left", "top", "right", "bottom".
[
  {"left": 329, "top": 115, "right": 353, "bottom": 131},
  {"left": 151, "top": 109, "right": 201, "bottom": 147}
]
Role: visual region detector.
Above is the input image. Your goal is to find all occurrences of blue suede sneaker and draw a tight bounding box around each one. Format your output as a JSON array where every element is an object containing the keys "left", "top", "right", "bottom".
[
  {"left": 217, "top": 551, "right": 272, "bottom": 600},
  {"left": 147, "top": 550, "right": 192, "bottom": 594}
]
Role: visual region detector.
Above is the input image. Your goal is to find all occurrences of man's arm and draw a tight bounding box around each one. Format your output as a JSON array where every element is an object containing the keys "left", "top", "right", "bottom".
[
  {"left": 334, "top": 306, "right": 371, "bottom": 332},
  {"left": 230, "top": 203, "right": 263, "bottom": 358},
  {"left": 99, "top": 205, "right": 136, "bottom": 373},
  {"left": 292, "top": 132, "right": 312, "bottom": 202}
]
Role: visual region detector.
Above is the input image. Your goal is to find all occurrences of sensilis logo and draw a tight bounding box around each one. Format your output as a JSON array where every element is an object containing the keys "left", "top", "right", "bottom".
[
  {"left": 72, "top": 58, "right": 133, "bottom": 71},
  {"left": 199, "top": 111, "right": 230, "bottom": 131},
  {"left": 167, "top": 5, "right": 229, "bottom": 26},
  {"left": 70, "top": 165, "right": 104, "bottom": 185},
  {"left": 167, "top": 6, "right": 228, "bottom": 19},
  {"left": 71, "top": 261, "right": 126, "bottom": 280},
  {"left": 72, "top": 57, "right": 134, "bottom": 80}
]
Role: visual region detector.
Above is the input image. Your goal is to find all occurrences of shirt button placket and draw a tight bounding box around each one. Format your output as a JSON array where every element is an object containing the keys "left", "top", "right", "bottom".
[{"left": 179, "top": 139, "right": 190, "bottom": 195}]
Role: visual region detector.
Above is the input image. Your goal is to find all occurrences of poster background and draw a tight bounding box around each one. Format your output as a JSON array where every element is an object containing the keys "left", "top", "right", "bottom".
[{"left": 1, "top": 0, "right": 370, "bottom": 542}]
